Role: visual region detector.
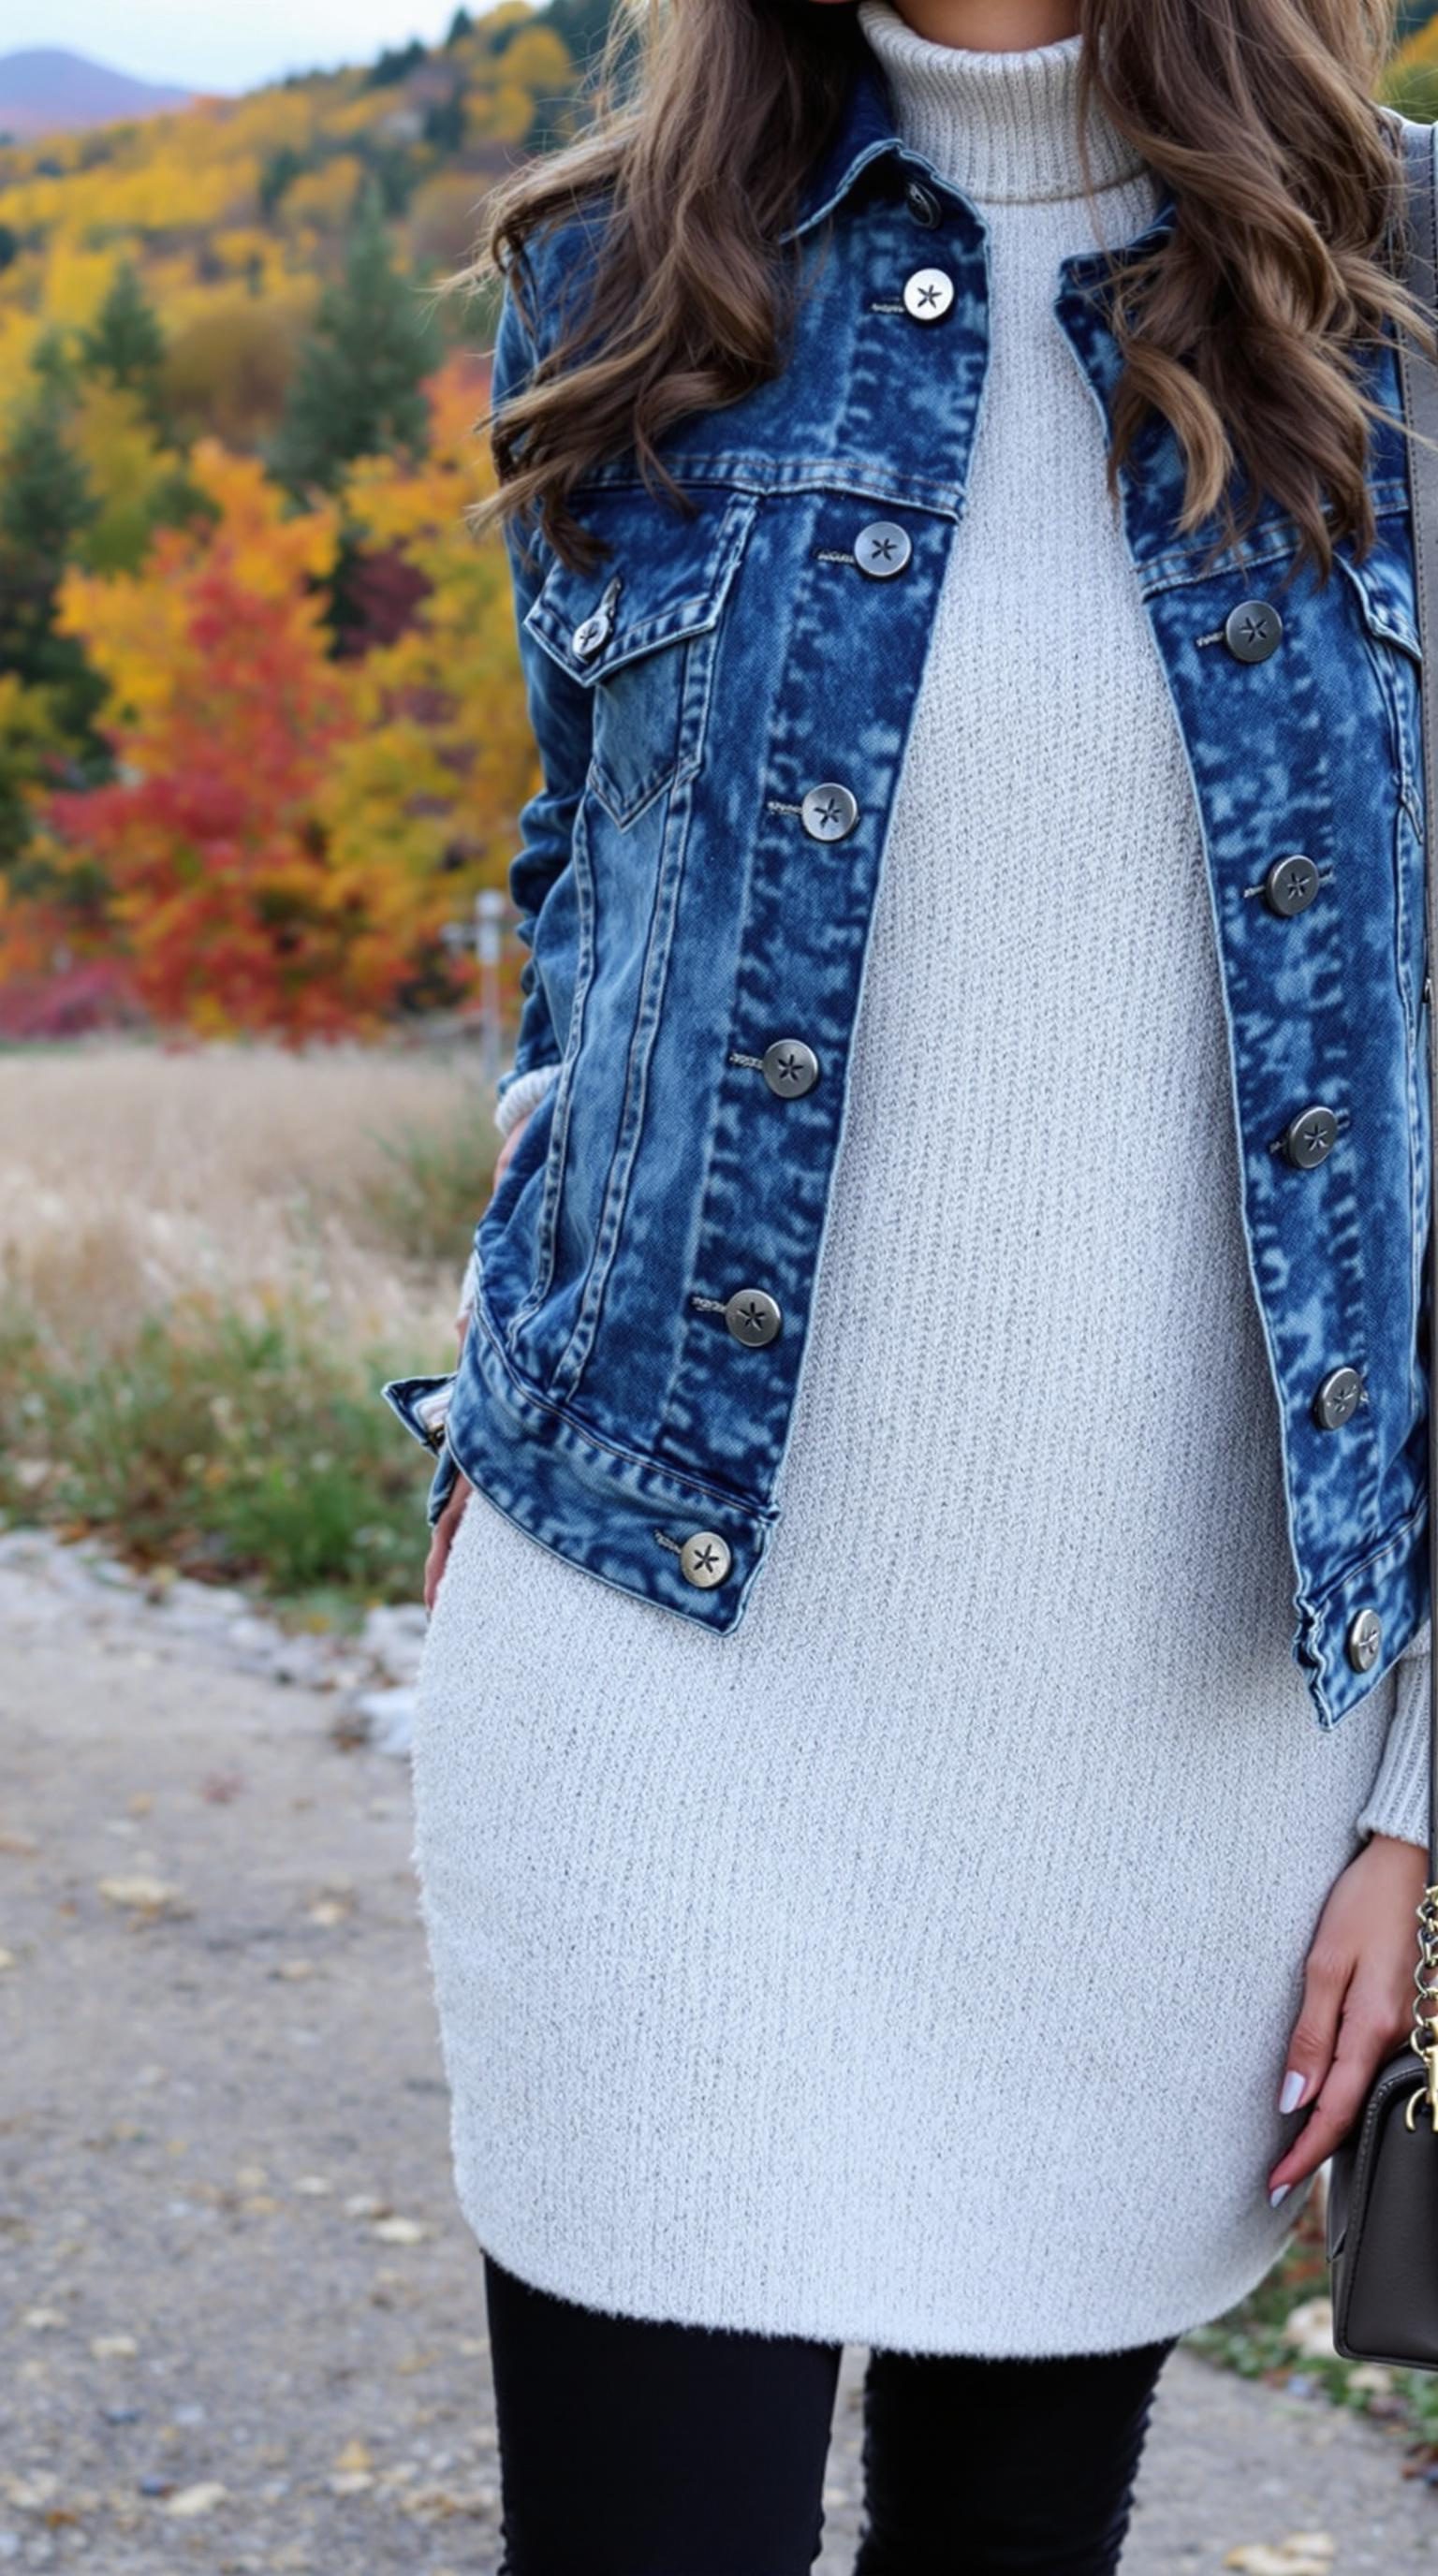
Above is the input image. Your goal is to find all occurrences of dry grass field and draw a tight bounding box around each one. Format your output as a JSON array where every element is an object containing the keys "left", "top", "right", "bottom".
[
  {"left": 0, "top": 1041, "right": 498, "bottom": 1607},
  {"left": 0, "top": 1041, "right": 487, "bottom": 1358}
]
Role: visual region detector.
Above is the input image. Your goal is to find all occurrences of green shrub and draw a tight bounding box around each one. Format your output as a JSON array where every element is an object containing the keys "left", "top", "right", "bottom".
[{"left": 0, "top": 1297, "right": 431, "bottom": 1610}]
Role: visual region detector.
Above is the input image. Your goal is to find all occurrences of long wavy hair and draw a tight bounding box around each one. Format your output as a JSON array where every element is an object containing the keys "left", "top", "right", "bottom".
[{"left": 461, "top": 0, "right": 1436, "bottom": 580}]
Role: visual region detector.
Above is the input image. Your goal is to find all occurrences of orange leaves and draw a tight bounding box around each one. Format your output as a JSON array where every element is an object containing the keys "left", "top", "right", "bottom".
[
  {"left": 34, "top": 383, "right": 529, "bottom": 1041},
  {"left": 47, "top": 446, "right": 376, "bottom": 1038}
]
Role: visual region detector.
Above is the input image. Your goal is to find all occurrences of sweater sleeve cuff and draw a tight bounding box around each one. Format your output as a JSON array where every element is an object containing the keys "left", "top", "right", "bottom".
[
  {"left": 455, "top": 1245, "right": 480, "bottom": 1328},
  {"left": 495, "top": 1062, "right": 560, "bottom": 1140},
  {"left": 1355, "top": 1618, "right": 1431, "bottom": 1850}
]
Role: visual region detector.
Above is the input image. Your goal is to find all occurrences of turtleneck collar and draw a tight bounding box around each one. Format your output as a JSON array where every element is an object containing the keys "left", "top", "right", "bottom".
[{"left": 855, "top": 0, "right": 1150, "bottom": 206}]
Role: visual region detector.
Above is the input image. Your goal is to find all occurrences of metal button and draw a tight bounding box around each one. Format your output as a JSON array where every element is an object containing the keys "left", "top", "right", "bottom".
[
  {"left": 902, "top": 267, "right": 955, "bottom": 323},
  {"left": 800, "top": 783, "right": 858, "bottom": 842},
  {"left": 680, "top": 1530, "right": 732, "bottom": 1589},
  {"left": 724, "top": 1288, "right": 782, "bottom": 1347},
  {"left": 571, "top": 607, "right": 611, "bottom": 660},
  {"left": 1281, "top": 1105, "right": 1339, "bottom": 1170},
  {"left": 1262, "top": 853, "right": 1320, "bottom": 917},
  {"left": 571, "top": 574, "right": 620, "bottom": 661},
  {"left": 1313, "top": 1365, "right": 1363, "bottom": 1430},
  {"left": 762, "top": 1039, "right": 819, "bottom": 1098},
  {"left": 1224, "top": 600, "right": 1283, "bottom": 663},
  {"left": 905, "top": 179, "right": 943, "bottom": 227},
  {"left": 1346, "top": 1605, "right": 1383, "bottom": 1674},
  {"left": 855, "top": 521, "right": 912, "bottom": 579}
]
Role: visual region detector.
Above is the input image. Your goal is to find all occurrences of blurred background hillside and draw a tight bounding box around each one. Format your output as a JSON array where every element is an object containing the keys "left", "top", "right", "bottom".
[{"left": 0, "top": 0, "right": 1432, "bottom": 1615}]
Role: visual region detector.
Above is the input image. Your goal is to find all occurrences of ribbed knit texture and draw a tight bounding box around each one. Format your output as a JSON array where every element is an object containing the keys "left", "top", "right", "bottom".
[{"left": 414, "top": 4, "right": 1431, "bottom": 2360}]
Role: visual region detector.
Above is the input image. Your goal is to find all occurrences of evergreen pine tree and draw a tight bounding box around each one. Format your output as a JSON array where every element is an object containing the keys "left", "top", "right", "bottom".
[
  {"left": 80, "top": 260, "right": 168, "bottom": 426},
  {"left": 0, "top": 377, "right": 108, "bottom": 855},
  {"left": 270, "top": 187, "right": 435, "bottom": 494}
]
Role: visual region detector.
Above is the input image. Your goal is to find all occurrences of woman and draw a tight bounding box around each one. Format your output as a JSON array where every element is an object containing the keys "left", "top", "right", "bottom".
[{"left": 389, "top": 0, "right": 1438, "bottom": 2563}]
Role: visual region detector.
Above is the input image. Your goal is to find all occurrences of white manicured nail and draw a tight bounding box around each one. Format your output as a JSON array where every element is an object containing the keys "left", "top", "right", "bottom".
[
  {"left": 1269, "top": 2183, "right": 1292, "bottom": 2207},
  {"left": 1279, "top": 2069, "right": 1306, "bottom": 2115}
]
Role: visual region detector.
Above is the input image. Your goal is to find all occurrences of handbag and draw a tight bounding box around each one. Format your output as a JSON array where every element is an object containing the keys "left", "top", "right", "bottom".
[{"left": 1326, "top": 107, "right": 1438, "bottom": 2369}]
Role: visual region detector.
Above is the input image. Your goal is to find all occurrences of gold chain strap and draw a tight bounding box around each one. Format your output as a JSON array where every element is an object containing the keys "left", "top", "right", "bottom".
[{"left": 1404, "top": 1885, "right": 1438, "bottom": 2132}]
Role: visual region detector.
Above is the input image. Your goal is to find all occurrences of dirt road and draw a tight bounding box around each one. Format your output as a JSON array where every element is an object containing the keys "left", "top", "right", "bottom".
[{"left": 4, "top": 1531, "right": 1438, "bottom": 2572}]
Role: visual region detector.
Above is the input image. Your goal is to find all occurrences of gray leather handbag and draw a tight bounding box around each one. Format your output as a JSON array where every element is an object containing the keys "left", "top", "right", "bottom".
[{"left": 1327, "top": 108, "right": 1438, "bottom": 2368}]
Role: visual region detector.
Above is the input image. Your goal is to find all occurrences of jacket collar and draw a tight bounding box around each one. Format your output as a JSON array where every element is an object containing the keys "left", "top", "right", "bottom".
[{"left": 778, "top": 26, "right": 1178, "bottom": 278}]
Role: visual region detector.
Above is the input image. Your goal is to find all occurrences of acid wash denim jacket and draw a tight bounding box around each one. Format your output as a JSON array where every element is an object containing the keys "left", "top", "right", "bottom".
[{"left": 385, "top": 45, "right": 1434, "bottom": 1735}]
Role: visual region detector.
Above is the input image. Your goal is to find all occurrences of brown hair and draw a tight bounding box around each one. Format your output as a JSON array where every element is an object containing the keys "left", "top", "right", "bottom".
[{"left": 461, "top": 0, "right": 1436, "bottom": 581}]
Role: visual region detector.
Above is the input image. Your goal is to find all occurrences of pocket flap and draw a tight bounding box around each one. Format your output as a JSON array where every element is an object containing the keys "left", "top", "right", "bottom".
[
  {"left": 380, "top": 1370, "right": 456, "bottom": 1452},
  {"left": 523, "top": 485, "right": 758, "bottom": 685},
  {"left": 1338, "top": 536, "right": 1422, "bottom": 664}
]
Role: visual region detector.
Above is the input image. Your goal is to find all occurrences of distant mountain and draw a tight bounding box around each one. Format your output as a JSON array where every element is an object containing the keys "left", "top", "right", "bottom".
[{"left": 0, "top": 47, "right": 195, "bottom": 140}]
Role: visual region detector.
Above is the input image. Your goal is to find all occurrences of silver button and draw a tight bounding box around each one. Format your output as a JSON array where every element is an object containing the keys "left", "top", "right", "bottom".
[
  {"left": 1313, "top": 1365, "right": 1363, "bottom": 1430},
  {"left": 1224, "top": 599, "right": 1283, "bottom": 663},
  {"left": 725, "top": 1288, "right": 782, "bottom": 1347},
  {"left": 1263, "top": 853, "right": 1320, "bottom": 917},
  {"left": 571, "top": 607, "right": 612, "bottom": 659},
  {"left": 1281, "top": 1105, "right": 1338, "bottom": 1170},
  {"left": 571, "top": 575, "right": 620, "bottom": 661},
  {"left": 905, "top": 179, "right": 943, "bottom": 227},
  {"left": 1346, "top": 1606, "right": 1383, "bottom": 1674},
  {"left": 902, "top": 267, "right": 955, "bottom": 323},
  {"left": 762, "top": 1039, "right": 819, "bottom": 1098},
  {"left": 800, "top": 783, "right": 858, "bottom": 842},
  {"left": 680, "top": 1530, "right": 732, "bottom": 1589},
  {"left": 855, "top": 521, "right": 912, "bottom": 579}
]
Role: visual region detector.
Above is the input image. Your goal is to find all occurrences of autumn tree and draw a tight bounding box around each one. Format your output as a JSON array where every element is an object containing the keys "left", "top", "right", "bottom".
[
  {"left": 44, "top": 445, "right": 404, "bottom": 1037},
  {"left": 269, "top": 185, "right": 435, "bottom": 495}
]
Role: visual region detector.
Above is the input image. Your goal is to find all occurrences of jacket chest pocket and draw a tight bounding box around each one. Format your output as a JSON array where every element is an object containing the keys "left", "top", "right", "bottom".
[
  {"left": 522, "top": 483, "right": 761, "bottom": 828},
  {"left": 1337, "top": 534, "right": 1423, "bottom": 826}
]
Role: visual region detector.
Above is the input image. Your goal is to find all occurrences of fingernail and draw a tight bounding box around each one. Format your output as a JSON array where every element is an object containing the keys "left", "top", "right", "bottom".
[
  {"left": 1269, "top": 2182, "right": 1292, "bottom": 2207},
  {"left": 1279, "top": 2069, "right": 1306, "bottom": 2115}
]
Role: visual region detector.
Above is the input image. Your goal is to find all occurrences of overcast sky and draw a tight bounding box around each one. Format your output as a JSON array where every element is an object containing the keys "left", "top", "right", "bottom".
[{"left": 7, "top": 3, "right": 487, "bottom": 94}]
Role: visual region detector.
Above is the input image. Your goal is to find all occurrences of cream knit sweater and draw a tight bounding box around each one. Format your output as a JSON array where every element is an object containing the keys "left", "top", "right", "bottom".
[{"left": 414, "top": 6, "right": 1431, "bottom": 2360}]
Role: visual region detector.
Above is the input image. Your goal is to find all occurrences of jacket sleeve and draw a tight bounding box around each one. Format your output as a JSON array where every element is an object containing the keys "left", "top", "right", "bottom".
[
  {"left": 488, "top": 249, "right": 595, "bottom": 1139},
  {"left": 1355, "top": 1618, "right": 1431, "bottom": 1850}
]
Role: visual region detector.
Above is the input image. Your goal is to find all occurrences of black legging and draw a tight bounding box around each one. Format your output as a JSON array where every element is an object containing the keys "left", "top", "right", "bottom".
[{"left": 483, "top": 2250, "right": 1178, "bottom": 2574}]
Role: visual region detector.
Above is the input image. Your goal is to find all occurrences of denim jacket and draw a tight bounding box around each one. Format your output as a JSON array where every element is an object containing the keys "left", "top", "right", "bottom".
[{"left": 385, "top": 46, "right": 1432, "bottom": 1733}]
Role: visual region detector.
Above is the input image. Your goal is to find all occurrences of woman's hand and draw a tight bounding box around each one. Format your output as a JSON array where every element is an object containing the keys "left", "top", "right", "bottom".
[
  {"left": 420, "top": 1108, "right": 534, "bottom": 1614},
  {"left": 1268, "top": 1830, "right": 1430, "bottom": 2203},
  {"left": 424, "top": 1469, "right": 474, "bottom": 1613}
]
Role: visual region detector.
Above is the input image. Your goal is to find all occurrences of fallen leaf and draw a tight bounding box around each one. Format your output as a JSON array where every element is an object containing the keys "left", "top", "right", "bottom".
[
  {"left": 332, "top": 2439, "right": 373, "bottom": 2474},
  {"left": 165, "top": 2481, "right": 227, "bottom": 2518},
  {"left": 1224, "top": 2539, "right": 1335, "bottom": 2576},
  {"left": 276, "top": 1959, "right": 315, "bottom": 1981},
  {"left": 97, "top": 1875, "right": 185, "bottom": 1917},
  {"left": 5, "top": 2470, "right": 59, "bottom": 2509},
  {"left": 373, "top": 2216, "right": 432, "bottom": 2246},
  {"left": 1277, "top": 2296, "right": 1335, "bottom": 2361}
]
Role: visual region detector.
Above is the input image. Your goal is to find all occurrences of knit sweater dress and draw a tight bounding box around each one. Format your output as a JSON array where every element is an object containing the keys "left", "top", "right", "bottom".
[{"left": 411, "top": 4, "right": 1435, "bottom": 2361}]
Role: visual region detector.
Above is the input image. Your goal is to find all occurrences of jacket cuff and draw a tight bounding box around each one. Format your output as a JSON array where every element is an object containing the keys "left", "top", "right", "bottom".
[
  {"left": 1355, "top": 1618, "right": 1431, "bottom": 1849},
  {"left": 495, "top": 1061, "right": 560, "bottom": 1140}
]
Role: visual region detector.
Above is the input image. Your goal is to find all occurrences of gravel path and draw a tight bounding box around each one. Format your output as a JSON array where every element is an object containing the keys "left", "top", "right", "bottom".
[{"left": 5, "top": 1532, "right": 1438, "bottom": 2572}]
